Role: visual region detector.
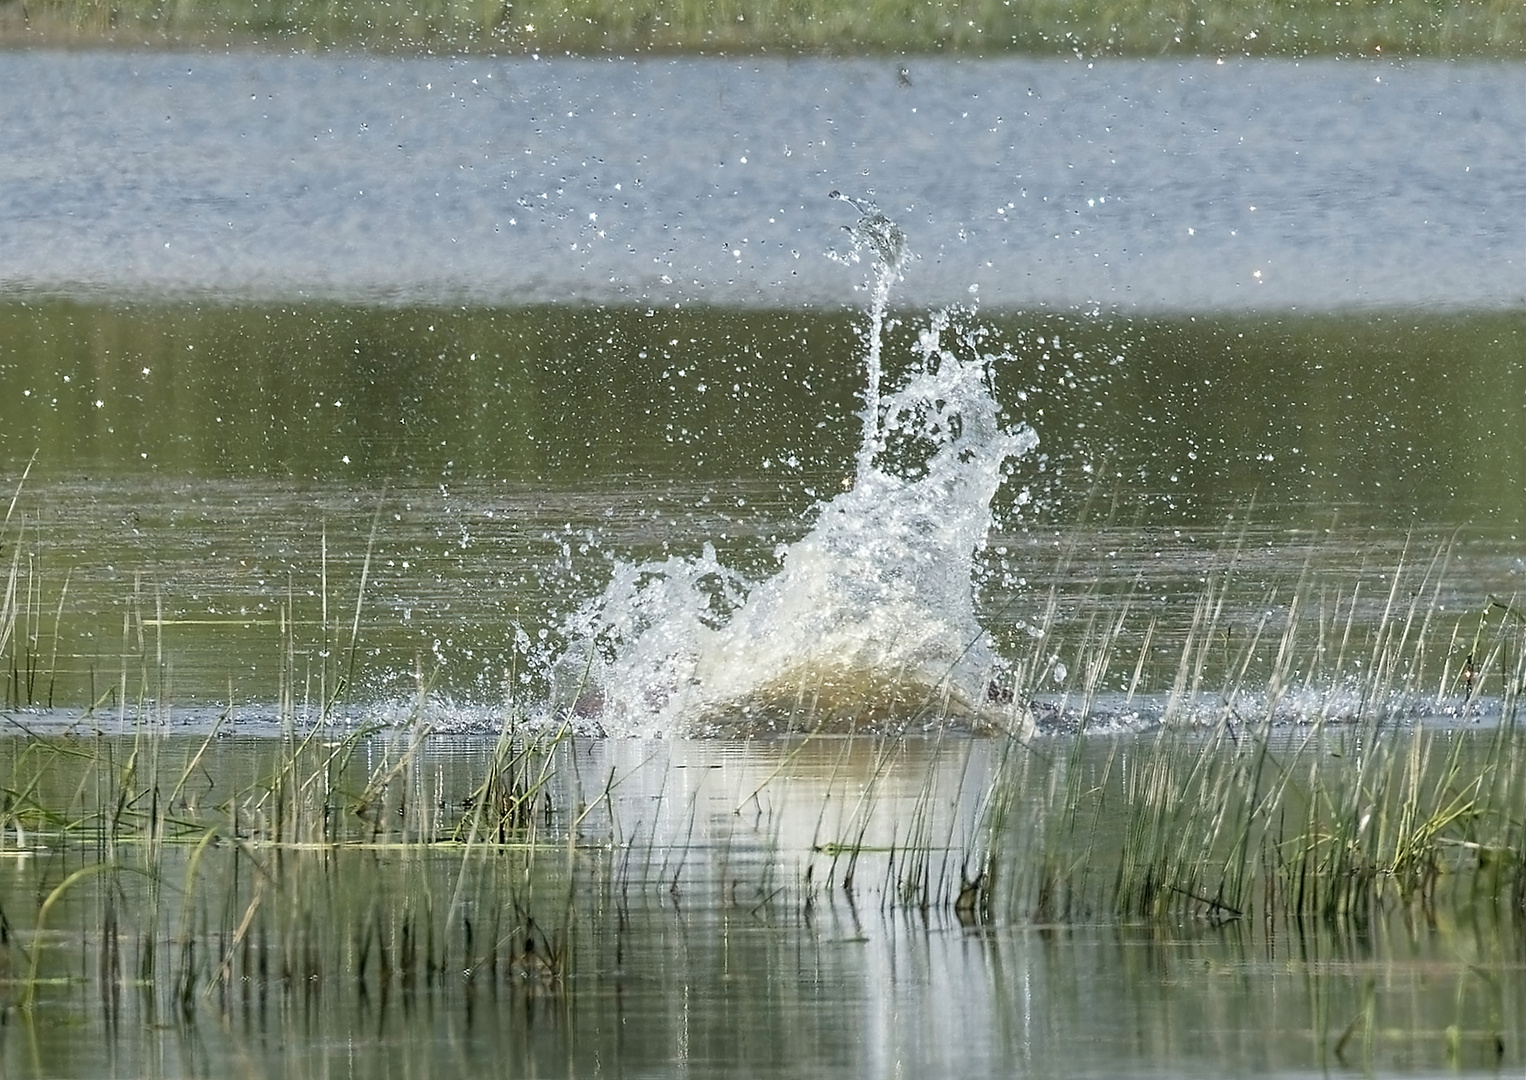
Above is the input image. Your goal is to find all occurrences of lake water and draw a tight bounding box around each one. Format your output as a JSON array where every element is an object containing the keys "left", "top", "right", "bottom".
[
  {"left": 1, "top": 52, "right": 1522, "bottom": 310},
  {"left": 0, "top": 301, "right": 1519, "bottom": 728},
  {"left": 0, "top": 47, "right": 1524, "bottom": 1080},
  {"left": 0, "top": 50, "right": 1522, "bottom": 731}
]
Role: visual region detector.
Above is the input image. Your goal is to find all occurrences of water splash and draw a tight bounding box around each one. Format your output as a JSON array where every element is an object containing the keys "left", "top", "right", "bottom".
[
  {"left": 551, "top": 203, "right": 1037, "bottom": 736},
  {"left": 829, "top": 190, "right": 909, "bottom": 476}
]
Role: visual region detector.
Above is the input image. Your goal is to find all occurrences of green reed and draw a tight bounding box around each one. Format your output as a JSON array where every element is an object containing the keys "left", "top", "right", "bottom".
[
  {"left": 958, "top": 515, "right": 1526, "bottom": 928},
  {"left": 998, "top": 518, "right": 1510, "bottom": 733},
  {"left": 7, "top": 0, "right": 1524, "bottom": 56},
  {"left": 0, "top": 478, "right": 585, "bottom": 1017},
  {"left": 974, "top": 579, "right": 1526, "bottom": 928},
  {"left": 0, "top": 457, "right": 54, "bottom": 715},
  {"left": 2, "top": 722, "right": 583, "bottom": 1015},
  {"left": 975, "top": 719, "right": 1526, "bottom": 926}
]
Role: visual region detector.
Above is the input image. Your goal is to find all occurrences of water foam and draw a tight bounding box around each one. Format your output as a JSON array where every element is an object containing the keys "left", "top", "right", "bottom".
[{"left": 551, "top": 203, "right": 1037, "bottom": 736}]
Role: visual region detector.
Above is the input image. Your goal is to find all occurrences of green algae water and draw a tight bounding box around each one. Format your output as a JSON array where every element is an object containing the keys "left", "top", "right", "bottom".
[{"left": 0, "top": 299, "right": 1520, "bottom": 727}]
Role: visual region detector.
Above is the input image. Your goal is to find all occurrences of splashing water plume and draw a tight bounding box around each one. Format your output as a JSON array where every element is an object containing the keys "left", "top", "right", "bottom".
[
  {"left": 830, "top": 189, "right": 909, "bottom": 475},
  {"left": 553, "top": 201, "right": 1037, "bottom": 736}
]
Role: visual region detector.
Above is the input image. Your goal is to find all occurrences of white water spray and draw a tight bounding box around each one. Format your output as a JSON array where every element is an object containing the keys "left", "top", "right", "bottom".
[
  {"left": 551, "top": 203, "right": 1037, "bottom": 736},
  {"left": 829, "top": 190, "right": 910, "bottom": 476}
]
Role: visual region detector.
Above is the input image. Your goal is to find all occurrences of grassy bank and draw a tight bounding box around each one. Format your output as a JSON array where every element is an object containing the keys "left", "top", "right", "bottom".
[{"left": 3, "top": 0, "right": 1524, "bottom": 57}]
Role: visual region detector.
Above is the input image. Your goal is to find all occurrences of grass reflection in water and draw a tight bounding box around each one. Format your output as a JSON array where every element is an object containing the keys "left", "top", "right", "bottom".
[{"left": 3, "top": 690, "right": 1526, "bottom": 1073}]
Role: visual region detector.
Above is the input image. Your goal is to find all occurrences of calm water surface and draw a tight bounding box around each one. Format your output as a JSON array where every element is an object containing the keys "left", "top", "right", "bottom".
[{"left": 0, "top": 52, "right": 1521, "bottom": 310}]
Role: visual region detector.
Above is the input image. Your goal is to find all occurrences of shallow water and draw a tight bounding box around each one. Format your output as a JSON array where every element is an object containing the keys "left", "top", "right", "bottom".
[{"left": 3, "top": 733, "right": 1524, "bottom": 1079}]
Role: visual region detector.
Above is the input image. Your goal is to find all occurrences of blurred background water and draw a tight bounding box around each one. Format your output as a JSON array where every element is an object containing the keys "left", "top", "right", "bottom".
[{"left": 2, "top": 52, "right": 1521, "bottom": 310}]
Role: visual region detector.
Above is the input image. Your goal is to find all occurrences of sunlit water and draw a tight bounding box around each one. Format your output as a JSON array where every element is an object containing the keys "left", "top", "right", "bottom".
[
  {"left": 1, "top": 54, "right": 1521, "bottom": 735},
  {"left": 1, "top": 52, "right": 1522, "bottom": 310},
  {"left": 0, "top": 54, "right": 1520, "bottom": 735}
]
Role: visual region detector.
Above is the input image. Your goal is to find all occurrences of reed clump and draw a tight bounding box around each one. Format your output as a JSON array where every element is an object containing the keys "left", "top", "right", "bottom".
[
  {"left": 967, "top": 525, "right": 1526, "bottom": 928},
  {"left": 0, "top": 714, "right": 582, "bottom": 1016},
  {"left": 974, "top": 703, "right": 1526, "bottom": 929},
  {"left": 997, "top": 520, "right": 1523, "bottom": 732},
  {"left": 4, "top": 446, "right": 1526, "bottom": 1050}
]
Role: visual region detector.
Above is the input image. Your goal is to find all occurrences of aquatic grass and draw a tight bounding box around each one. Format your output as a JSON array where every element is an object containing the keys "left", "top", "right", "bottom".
[
  {"left": 0, "top": 459, "right": 31, "bottom": 685},
  {"left": 888, "top": 726, "right": 999, "bottom": 916},
  {"left": 970, "top": 525, "right": 1526, "bottom": 928},
  {"left": 0, "top": 460, "right": 71, "bottom": 715},
  {"left": 1005, "top": 518, "right": 1503, "bottom": 733},
  {"left": 807, "top": 734, "right": 904, "bottom": 896},
  {"left": 3, "top": 480, "right": 1526, "bottom": 1048},
  {"left": 1, "top": 697, "right": 571, "bottom": 856},
  {"left": 980, "top": 713, "right": 1526, "bottom": 929},
  {"left": 8, "top": 713, "right": 1526, "bottom": 1047},
  {"left": 454, "top": 717, "right": 566, "bottom": 844},
  {"left": 6, "top": 0, "right": 1524, "bottom": 56},
  {"left": 1, "top": 719, "right": 589, "bottom": 1019}
]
